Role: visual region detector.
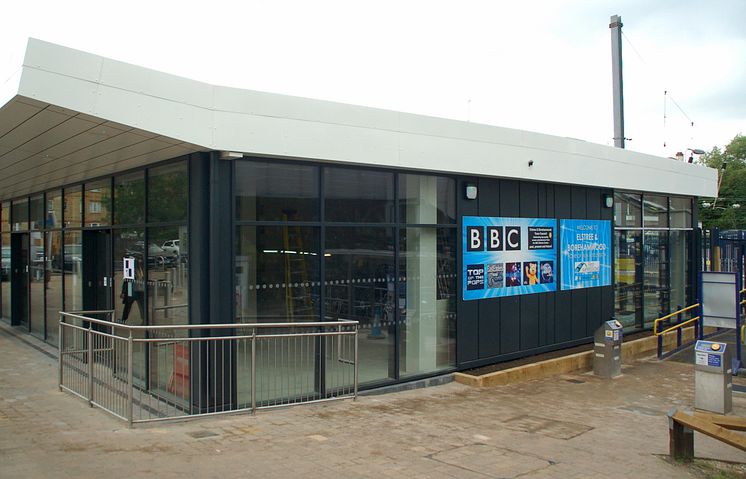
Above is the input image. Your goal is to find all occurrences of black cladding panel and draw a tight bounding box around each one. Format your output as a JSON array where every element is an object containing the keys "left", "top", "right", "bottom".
[{"left": 457, "top": 180, "right": 617, "bottom": 367}]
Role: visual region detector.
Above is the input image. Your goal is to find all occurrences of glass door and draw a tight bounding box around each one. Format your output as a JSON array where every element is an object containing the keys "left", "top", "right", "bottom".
[
  {"left": 11, "top": 233, "right": 30, "bottom": 328},
  {"left": 82, "top": 230, "right": 113, "bottom": 317}
]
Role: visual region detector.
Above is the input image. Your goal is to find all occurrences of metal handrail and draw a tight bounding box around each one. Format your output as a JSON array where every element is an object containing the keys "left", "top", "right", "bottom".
[
  {"left": 653, "top": 303, "right": 700, "bottom": 335},
  {"left": 656, "top": 316, "right": 700, "bottom": 337},
  {"left": 58, "top": 310, "right": 359, "bottom": 427},
  {"left": 653, "top": 303, "right": 701, "bottom": 360},
  {"left": 60, "top": 311, "right": 358, "bottom": 331}
]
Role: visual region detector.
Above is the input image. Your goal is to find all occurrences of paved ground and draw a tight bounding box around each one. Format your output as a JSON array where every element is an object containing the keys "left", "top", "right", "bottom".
[{"left": 2, "top": 322, "right": 746, "bottom": 479}]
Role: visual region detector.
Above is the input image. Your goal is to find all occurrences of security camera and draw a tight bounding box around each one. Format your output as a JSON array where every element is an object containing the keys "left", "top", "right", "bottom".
[{"left": 528, "top": 160, "right": 534, "bottom": 167}]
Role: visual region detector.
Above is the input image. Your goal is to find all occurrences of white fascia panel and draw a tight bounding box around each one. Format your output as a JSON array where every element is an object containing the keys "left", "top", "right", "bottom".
[
  {"left": 23, "top": 39, "right": 103, "bottom": 84},
  {"left": 98, "top": 57, "right": 214, "bottom": 110},
  {"left": 12, "top": 38, "right": 718, "bottom": 199}
]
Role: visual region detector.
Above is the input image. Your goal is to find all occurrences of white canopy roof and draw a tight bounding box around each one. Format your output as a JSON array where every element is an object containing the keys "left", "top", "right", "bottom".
[{"left": 0, "top": 38, "right": 717, "bottom": 200}]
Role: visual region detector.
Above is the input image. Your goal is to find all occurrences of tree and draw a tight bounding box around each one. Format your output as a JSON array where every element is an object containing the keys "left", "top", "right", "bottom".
[{"left": 699, "top": 134, "right": 746, "bottom": 229}]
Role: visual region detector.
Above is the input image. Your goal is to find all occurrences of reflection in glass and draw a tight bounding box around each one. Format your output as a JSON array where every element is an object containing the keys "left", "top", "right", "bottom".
[
  {"left": 1, "top": 232, "right": 10, "bottom": 320},
  {"left": 64, "top": 186, "right": 83, "bottom": 228},
  {"left": 12, "top": 198, "right": 28, "bottom": 231},
  {"left": 235, "top": 226, "right": 319, "bottom": 322},
  {"left": 236, "top": 161, "right": 318, "bottom": 222},
  {"left": 29, "top": 231, "right": 45, "bottom": 338},
  {"left": 643, "top": 230, "right": 669, "bottom": 326},
  {"left": 114, "top": 228, "right": 146, "bottom": 386},
  {"left": 235, "top": 225, "right": 320, "bottom": 406},
  {"left": 670, "top": 197, "right": 692, "bottom": 229},
  {"left": 1, "top": 202, "right": 8, "bottom": 232},
  {"left": 643, "top": 194, "right": 668, "bottom": 228},
  {"left": 148, "top": 226, "right": 189, "bottom": 326},
  {"left": 84, "top": 179, "right": 111, "bottom": 227},
  {"left": 30, "top": 194, "right": 44, "bottom": 230},
  {"left": 399, "top": 175, "right": 456, "bottom": 224},
  {"left": 1, "top": 205, "right": 8, "bottom": 320},
  {"left": 324, "top": 168, "right": 394, "bottom": 223},
  {"left": 614, "top": 230, "right": 642, "bottom": 329},
  {"left": 114, "top": 172, "right": 145, "bottom": 225},
  {"left": 399, "top": 227, "right": 456, "bottom": 376},
  {"left": 613, "top": 192, "right": 641, "bottom": 227},
  {"left": 325, "top": 227, "right": 395, "bottom": 384},
  {"left": 669, "top": 231, "right": 692, "bottom": 311},
  {"left": 148, "top": 161, "right": 188, "bottom": 223},
  {"left": 46, "top": 231, "right": 63, "bottom": 345},
  {"left": 63, "top": 231, "right": 83, "bottom": 312},
  {"left": 114, "top": 229, "right": 146, "bottom": 326},
  {"left": 46, "top": 190, "right": 63, "bottom": 229}
]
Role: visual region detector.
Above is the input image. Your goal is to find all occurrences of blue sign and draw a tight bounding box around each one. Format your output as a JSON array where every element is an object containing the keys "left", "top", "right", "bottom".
[
  {"left": 463, "top": 217, "right": 556, "bottom": 300},
  {"left": 708, "top": 353, "right": 722, "bottom": 368},
  {"left": 560, "top": 219, "right": 612, "bottom": 290}
]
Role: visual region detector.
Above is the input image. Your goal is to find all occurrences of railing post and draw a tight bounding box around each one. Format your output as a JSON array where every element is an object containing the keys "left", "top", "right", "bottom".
[
  {"left": 127, "top": 331, "right": 134, "bottom": 428},
  {"left": 88, "top": 323, "right": 94, "bottom": 407},
  {"left": 657, "top": 334, "right": 663, "bottom": 360},
  {"left": 354, "top": 325, "right": 359, "bottom": 401},
  {"left": 58, "top": 315, "right": 63, "bottom": 392},
  {"left": 251, "top": 329, "right": 257, "bottom": 415}
]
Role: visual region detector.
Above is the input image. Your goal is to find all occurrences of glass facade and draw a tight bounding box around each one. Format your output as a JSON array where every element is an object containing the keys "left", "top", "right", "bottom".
[
  {"left": 0, "top": 148, "right": 695, "bottom": 394},
  {"left": 1, "top": 202, "right": 9, "bottom": 321},
  {"left": 234, "top": 160, "right": 457, "bottom": 389},
  {"left": 0, "top": 158, "right": 189, "bottom": 350},
  {"left": 614, "top": 192, "right": 694, "bottom": 330},
  {"left": 84, "top": 179, "right": 111, "bottom": 227}
]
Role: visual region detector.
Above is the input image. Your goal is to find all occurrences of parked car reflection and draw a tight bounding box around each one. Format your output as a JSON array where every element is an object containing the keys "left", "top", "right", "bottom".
[
  {"left": 125, "top": 241, "right": 177, "bottom": 268},
  {"left": 1, "top": 246, "right": 9, "bottom": 280}
]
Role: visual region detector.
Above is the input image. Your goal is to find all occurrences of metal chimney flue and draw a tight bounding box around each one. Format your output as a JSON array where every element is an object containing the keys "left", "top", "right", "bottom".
[{"left": 610, "top": 14, "right": 625, "bottom": 149}]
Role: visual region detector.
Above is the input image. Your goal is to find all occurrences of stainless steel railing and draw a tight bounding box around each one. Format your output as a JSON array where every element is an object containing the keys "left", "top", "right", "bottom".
[{"left": 58, "top": 311, "right": 359, "bottom": 427}]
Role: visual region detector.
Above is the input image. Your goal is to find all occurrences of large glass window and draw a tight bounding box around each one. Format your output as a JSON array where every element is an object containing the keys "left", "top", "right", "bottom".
[
  {"left": 30, "top": 194, "right": 44, "bottom": 231},
  {"left": 324, "top": 168, "right": 394, "bottom": 223},
  {"left": 235, "top": 226, "right": 320, "bottom": 322},
  {"left": 46, "top": 190, "right": 62, "bottom": 229},
  {"left": 148, "top": 226, "right": 189, "bottom": 326},
  {"left": 399, "top": 227, "right": 456, "bottom": 377},
  {"left": 614, "top": 230, "right": 642, "bottom": 329},
  {"left": 669, "top": 230, "right": 692, "bottom": 311},
  {"left": 84, "top": 179, "right": 111, "bottom": 227},
  {"left": 148, "top": 161, "right": 188, "bottom": 223},
  {"left": 670, "top": 197, "right": 692, "bottom": 229},
  {"left": 614, "top": 192, "right": 642, "bottom": 228},
  {"left": 236, "top": 161, "right": 318, "bottom": 222},
  {"left": 1, "top": 202, "right": 9, "bottom": 320},
  {"left": 114, "top": 171, "right": 145, "bottom": 225},
  {"left": 64, "top": 186, "right": 83, "bottom": 228},
  {"left": 643, "top": 194, "right": 668, "bottom": 228},
  {"left": 12, "top": 198, "right": 28, "bottom": 231},
  {"left": 29, "top": 231, "right": 45, "bottom": 338},
  {"left": 46, "top": 230, "right": 63, "bottom": 344},
  {"left": 643, "top": 230, "right": 670, "bottom": 326},
  {"left": 399, "top": 174, "right": 456, "bottom": 224},
  {"left": 63, "top": 231, "right": 83, "bottom": 312},
  {"left": 325, "top": 226, "right": 395, "bottom": 384}
]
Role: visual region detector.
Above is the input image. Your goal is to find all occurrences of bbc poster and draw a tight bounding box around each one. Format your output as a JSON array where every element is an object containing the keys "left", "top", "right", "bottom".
[
  {"left": 560, "top": 219, "right": 612, "bottom": 290},
  {"left": 463, "top": 216, "right": 557, "bottom": 300}
]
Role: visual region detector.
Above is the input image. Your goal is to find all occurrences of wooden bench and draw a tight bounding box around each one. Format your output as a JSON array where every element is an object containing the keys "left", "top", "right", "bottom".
[{"left": 668, "top": 409, "right": 746, "bottom": 461}]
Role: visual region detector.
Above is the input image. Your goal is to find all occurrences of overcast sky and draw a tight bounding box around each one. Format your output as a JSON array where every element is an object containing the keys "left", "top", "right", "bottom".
[{"left": 1, "top": 0, "right": 744, "bottom": 158}]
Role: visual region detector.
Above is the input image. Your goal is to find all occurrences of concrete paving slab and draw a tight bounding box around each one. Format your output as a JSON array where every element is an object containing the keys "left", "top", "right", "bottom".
[{"left": 1, "top": 322, "right": 746, "bottom": 478}]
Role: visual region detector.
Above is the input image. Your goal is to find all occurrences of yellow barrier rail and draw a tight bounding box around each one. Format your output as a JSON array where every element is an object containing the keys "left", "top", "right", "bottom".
[{"left": 653, "top": 304, "right": 700, "bottom": 336}]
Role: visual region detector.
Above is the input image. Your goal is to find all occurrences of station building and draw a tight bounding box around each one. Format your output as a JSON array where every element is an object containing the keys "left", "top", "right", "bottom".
[{"left": 0, "top": 39, "right": 717, "bottom": 390}]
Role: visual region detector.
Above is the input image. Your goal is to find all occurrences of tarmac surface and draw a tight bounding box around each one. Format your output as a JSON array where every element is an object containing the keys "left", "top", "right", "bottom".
[{"left": 2, "top": 322, "right": 746, "bottom": 479}]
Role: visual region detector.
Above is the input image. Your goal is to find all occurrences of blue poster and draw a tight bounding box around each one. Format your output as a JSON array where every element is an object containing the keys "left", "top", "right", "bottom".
[
  {"left": 463, "top": 217, "right": 557, "bottom": 301},
  {"left": 560, "top": 219, "right": 612, "bottom": 290}
]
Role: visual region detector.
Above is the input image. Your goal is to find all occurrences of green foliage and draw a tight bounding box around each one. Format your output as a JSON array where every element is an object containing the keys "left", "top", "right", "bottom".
[{"left": 699, "top": 134, "right": 746, "bottom": 230}]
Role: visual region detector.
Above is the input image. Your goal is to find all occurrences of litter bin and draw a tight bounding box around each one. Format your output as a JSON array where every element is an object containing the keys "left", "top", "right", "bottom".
[
  {"left": 694, "top": 340, "right": 732, "bottom": 415},
  {"left": 593, "top": 320, "right": 623, "bottom": 378}
]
